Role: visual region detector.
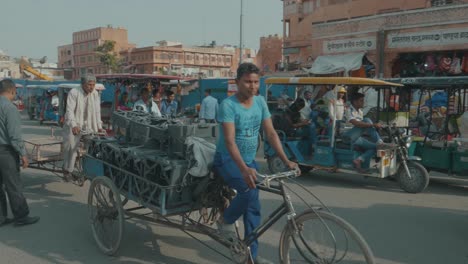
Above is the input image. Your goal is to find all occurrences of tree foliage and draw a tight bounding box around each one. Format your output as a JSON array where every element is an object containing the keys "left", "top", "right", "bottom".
[{"left": 95, "top": 40, "right": 121, "bottom": 73}]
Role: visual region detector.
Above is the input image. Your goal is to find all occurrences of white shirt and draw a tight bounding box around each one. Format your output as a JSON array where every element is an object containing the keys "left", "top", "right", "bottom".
[
  {"left": 346, "top": 104, "right": 363, "bottom": 122},
  {"left": 133, "top": 99, "right": 162, "bottom": 117},
  {"left": 300, "top": 99, "right": 311, "bottom": 120},
  {"left": 51, "top": 95, "right": 59, "bottom": 107}
]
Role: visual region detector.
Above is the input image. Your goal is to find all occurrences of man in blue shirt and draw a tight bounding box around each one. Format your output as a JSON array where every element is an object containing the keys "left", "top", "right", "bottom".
[
  {"left": 160, "top": 90, "right": 178, "bottom": 116},
  {"left": 199, "top": 89, "right": 218, "bottom": 123},
  {"left": 213, "top": 63, "right": 298, "bottom": 264},
  {"left": 0, "top": 79, "right": 40, "bottom": 226}
]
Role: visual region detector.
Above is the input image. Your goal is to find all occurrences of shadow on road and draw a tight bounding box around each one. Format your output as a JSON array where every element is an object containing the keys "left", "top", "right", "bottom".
[{"left": 0, "top": 172, "right": 222, "bottom": 264}]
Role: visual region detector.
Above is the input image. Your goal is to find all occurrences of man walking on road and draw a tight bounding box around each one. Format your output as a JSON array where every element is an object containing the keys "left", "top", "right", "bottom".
[
  {"left": 213, "top": 63, "right": 298, "bottom": 264},
  {"left": 0, "top": 79, "right": 40, "bottom": 226},
  {"left": 199, "top": 89, "right": 218, "bottom": 123},
  {"left": 62, "top": 75, "right": 104, "bottom": 182}
]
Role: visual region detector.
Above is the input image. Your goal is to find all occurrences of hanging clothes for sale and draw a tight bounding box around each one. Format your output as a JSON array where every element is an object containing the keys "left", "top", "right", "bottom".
[
  {"left": 449, "top": 56, "right": 462, "bottom": 75},
  {"left": 439, "top": 56, "right": 452, "bottom": 72},
  {"left": 425, "top": 54, "right": 437, "bottom": 71},
  {"left": 462, "top": 52, "right": 468, "bottom": 73}
]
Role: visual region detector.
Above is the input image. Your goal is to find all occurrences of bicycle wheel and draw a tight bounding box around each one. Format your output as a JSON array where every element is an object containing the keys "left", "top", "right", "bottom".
[
  {"left": 88, "top": 176, "right": 124, "bottom": 256},
  {"left": 279, "top": 210, "right": 375, "bottom": 264}
]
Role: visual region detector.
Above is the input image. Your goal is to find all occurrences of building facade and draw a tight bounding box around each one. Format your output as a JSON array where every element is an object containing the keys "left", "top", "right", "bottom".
[
  {"left": 257, "top": 34, "right": 283, "bottom": 73},
  {"left": 58, "top": 26, "right": 136, "bottom": 79},
  {"left": 120, "top": 43, "right": 257, "bottom": 78},
  {"left": 0, "top": 50, "right": 20, "bottom": 79},
  {"left": 283, "top": 0, "right": 468, "bottom": 77},
  {"left": 58, "top": 26, "right": 258, "bottom": 79}
]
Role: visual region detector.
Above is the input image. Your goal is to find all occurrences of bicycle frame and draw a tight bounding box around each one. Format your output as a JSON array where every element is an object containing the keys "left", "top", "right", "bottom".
[{"left": 243, "top": 180, "right": 298, "bottom": 247}]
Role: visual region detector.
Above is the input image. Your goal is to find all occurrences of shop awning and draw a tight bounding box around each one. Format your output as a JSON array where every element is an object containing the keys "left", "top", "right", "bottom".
[{"left": 306, "top": 52, "right": 365, "bottom": 75}]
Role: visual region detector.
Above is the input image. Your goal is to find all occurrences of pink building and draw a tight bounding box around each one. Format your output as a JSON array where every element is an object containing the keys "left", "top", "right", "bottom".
[{"left": 283, "top": 0, "right": 468, "bottom": 77}]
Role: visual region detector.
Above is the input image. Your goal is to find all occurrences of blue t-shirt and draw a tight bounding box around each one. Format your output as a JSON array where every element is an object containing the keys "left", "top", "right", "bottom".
[{"left": 216, "top": 95, "right": 271, "bottom": 163}]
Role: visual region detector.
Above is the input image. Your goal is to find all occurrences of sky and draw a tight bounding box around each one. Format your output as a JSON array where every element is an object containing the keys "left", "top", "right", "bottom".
[{"left": 0, "top": 0, "right": 283, "bottom": 63}]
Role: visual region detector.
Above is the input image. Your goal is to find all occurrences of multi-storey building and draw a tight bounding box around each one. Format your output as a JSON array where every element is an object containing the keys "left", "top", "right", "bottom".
[
  {"left": 283, "top": 0, "right": 468, "bottom": 77},
  {"left": 120, "top": 42, "right": 257, "bottom": 78},
  {"left": 257, "top": 34, "right": 283, "bottom": 73},
  {"left": 58, "top": 26, "right": 136, "bottom": 79},
  {"left": 58, "top": 26, "right": 258, "bottom": 79}
]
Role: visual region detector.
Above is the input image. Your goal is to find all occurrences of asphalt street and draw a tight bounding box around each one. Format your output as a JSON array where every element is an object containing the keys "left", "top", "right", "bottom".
[{"left": 0, "top": 117, "right": 467, "bottom": 264}]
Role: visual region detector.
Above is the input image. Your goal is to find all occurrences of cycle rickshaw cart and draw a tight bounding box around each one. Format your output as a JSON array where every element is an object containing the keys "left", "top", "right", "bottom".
[
  {"left": 80, "top": 110, "right": 375, "bottom": 263},
  {"left": 384, "top": 77, "right": 468, "bottom": 177},
  {"left": 264, "top": 77, "right": 429, "bottom": 193}
]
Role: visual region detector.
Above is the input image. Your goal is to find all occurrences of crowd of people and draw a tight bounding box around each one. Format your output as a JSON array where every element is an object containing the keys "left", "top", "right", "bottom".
[{"left": 0, "top": 64, "right": 395, "bottom": 263}]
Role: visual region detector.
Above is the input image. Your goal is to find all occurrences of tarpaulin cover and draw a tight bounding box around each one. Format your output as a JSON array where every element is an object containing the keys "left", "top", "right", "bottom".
[
  {"left": 185, "top": 136, "right": 216, "bottom": 177},
  {"left": 307, "top": 52, "right": 365, "bottom": 75}
]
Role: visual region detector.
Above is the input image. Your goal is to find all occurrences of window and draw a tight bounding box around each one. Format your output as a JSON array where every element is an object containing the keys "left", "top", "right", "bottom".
[
  {"left": 431, "top": 0, "right": 453, "bottom": 6},
  {"left": 80, "top": 56, "right": 85, "bottom": 63},
  {"left": 211, "top": 56, "right": 216, "bottom": 62},
  {"left": 67, "top": 50, "right": 71, "bottom": 56},
  {"left": 186, "top": 54, "right": 192, "bottom": 60},
  {"left": 303, "top": 0, "right": 314, "bottom": 13},
  {"left": 80, "top": 44, "right": 84, "bottom": 51},
  {"left": 285, "top": 20, "right": 290, "bottom": 38},
  {"left": 88, "top": 56, "right": 92, "bottom": 62}
]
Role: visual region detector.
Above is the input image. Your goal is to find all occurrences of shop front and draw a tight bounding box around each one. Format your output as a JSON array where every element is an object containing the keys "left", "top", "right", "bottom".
[{"left": 384, "top": 26, "right": 468, "bottom": 78}]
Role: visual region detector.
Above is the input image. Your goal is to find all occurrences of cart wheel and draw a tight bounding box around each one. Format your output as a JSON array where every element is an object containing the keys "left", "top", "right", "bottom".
[
  {"left": 397, "top": 161, "right": 429, "bottom": 193},
  {"left": 88, "top": 176, "right": 124, "bottom": 255}
]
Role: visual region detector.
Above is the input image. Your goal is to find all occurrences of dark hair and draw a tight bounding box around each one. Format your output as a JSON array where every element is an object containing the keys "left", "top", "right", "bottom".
[
  {"left": 205, "top": 89, "right": 212, "bottom": 95},
  {"left": 0, "top": 79, "right": 16, "bottom": 94},
  {"left": 351, "top": 92, "right": 365, "bottom": 103},
  {"left": 289, "top": 98, "right": 305, "bottom": 113},
  {"left": 236, "top": 62, "right": 260, "bottom": 80},
  {"left": 140, "top": 89, "right": 149, "bottom": 95},
  {"left": 152, "top": 89, "right": 159, "bottom": 97},
  {"left": 166, "top": 90, "right": 174, "bottom": 97}
]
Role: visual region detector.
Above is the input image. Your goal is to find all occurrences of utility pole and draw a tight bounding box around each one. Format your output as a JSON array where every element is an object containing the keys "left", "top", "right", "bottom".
[{"left": 239, "top": 0, "right": 244, "bottom": 65}]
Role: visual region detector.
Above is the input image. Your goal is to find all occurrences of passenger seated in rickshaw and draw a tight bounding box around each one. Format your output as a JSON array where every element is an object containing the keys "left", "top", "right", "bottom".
[
  {"left": 343, "top": 93, "right": 394, "bottom": 172},
  {"left": 133, "top": 89, "right": 162, "bottom": 117},
  {"left": 275, "top": 98, "right": 311, "bottom": 138},
  {"left": 118, "top": 91, "right": 133, "bottom": 111}
]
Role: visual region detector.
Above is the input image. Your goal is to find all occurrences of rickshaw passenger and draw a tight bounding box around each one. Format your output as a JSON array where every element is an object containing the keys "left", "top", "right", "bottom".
[
  {"left": 133, "top": 89, "right": 161, "bottom": 117},
  {"left": 213, "top": 63, "right": 297, "bottom": 264},
  {"left": 160, "top": 91, "right": 178, "bottom": 116},
  {"left": 284, "top": 98, "right": 311, "bottom": 136},
  {"left": 343, "top": 93, "right": 387, "bottom": 171},
  {"left": 299, "top": 91, "right": 313, "bottom": 120},
  {"left": 119, "top": 92, "right": 133, "bottom": 111}
]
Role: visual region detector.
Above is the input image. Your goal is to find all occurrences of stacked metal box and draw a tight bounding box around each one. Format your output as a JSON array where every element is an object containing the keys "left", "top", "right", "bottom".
[{"left": 85, "top": 111, "right": 219, "bottom": 211}]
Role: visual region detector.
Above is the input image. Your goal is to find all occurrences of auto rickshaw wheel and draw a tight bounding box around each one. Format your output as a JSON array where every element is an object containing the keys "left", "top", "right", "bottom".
[{"left": 397, "top": 161, "right": 429, "bottom": 193}]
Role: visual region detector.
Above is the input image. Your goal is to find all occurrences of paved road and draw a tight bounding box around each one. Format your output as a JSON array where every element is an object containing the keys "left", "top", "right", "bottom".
[{"left": 1, "top": 117, "right": 467, "bottom": 264}]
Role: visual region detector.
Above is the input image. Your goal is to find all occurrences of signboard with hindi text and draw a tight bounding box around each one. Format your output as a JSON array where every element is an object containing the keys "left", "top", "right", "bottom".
[
  {"left": 388, "top": 28, "right": 468, "bottom": 48},
  {"left": 323, "top": 37, "right": 376, "bottom": 54}
]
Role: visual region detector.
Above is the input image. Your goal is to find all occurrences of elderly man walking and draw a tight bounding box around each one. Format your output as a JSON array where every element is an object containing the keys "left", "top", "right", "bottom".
[
  {"left": 62, "top": 75, "right": 103, "bottom": 181},
  {"left": 0, "top": 79, "right": 40, "bottom": 226},
  {"left": 199, "top": 89, "right": 218, "bottom": 123}
]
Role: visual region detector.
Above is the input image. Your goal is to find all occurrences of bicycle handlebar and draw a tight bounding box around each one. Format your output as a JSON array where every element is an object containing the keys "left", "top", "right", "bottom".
[{"left": 256, "top": 168, "right": 301, "bottom": 188}]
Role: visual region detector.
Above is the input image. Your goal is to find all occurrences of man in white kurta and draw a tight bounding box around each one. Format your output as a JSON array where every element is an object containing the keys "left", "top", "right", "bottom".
[{"left": 62, "top": 75, "right": 103, "bottom": 181}]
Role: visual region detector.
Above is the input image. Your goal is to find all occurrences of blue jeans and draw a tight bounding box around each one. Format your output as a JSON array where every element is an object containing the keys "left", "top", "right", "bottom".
[
  {"left": 213, "top": 152, "right": 260, "bottom": 259},
  {"left": 343, "top": 118, "right": 383, "bottom": 162}
]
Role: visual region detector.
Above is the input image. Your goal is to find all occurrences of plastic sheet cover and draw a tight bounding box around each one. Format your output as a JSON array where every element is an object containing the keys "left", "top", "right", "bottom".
[
  {"left": 185, "top": 136, "right": 216, "bottom": 177},
  {"left": 307, "top": 52, "right": 365, "bottom": 75}
]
